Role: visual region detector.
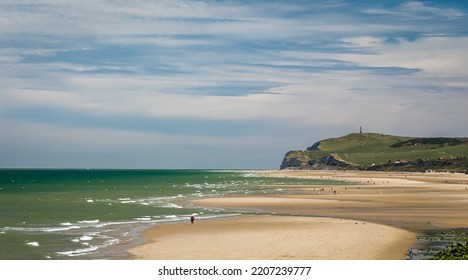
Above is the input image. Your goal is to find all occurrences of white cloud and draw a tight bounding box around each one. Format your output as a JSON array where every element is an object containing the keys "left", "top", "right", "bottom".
[
  {"left": 0, "top": 0, "right": 306, "bottom": 43},
  {"left": 340, "top": 36, "right": 386, "bottom": 47},
  {"left": 334, "top": 36, "right": 468, "bottom": 77},
  {"left": 401, "top": 1, "right": 464, "bottom": 17},
  {"left": 365, "top": 1, "right": 464, "bottom": 18},
  {"left": 3, "top": 35, "right": 468, "bottom": 127}
]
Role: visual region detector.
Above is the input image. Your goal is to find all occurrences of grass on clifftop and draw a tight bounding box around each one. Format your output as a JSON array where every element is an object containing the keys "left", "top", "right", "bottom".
[{"left": 298, "top": 133, "right": 468, "bottom": 170}]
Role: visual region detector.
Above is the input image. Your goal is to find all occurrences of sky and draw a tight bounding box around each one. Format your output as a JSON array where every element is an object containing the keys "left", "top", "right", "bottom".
[{"left": 1, "top": 0, "right": 468, "bottom": 169}]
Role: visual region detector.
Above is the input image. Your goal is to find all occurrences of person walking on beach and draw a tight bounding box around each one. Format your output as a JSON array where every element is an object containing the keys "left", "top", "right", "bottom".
[{"left": 190, "top": 215, "right": 195, "bottom": 224}]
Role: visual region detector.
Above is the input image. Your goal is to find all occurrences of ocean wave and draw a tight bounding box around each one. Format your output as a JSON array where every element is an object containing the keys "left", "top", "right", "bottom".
[
  {"left": 42, "top": 225, "right": 81, "bottom": 232},
  {"left": 26, "top": 241, "right": 39, "bottom": 247},
  {"left": 78, "top": 219, "right": 100, "bottom": 224},
  {"left": 160, "top": 202, "right": 183, "bottom": 209},
  {"left": 60, "top": 231, "right": 119, "bottom": 257},
  {"left": 242, "top": 172, "right": 257, "bottom": 177},
  {"left": 120, "top": 200, "right": 136, "bottom": 204},
  {"left": 3, "top": 225, "right": 80, "bottom": 233},
  {"left": 94, "top": 221, "right": 138, "bottom": 228},
  {"left": 56, "top": 246, "right": 99, "bottom": 257},
  {"left": 147, "top": 195, "right": 186, "bottom": 201},
  {"left": 103, "top": 238, "right": 119, "bottom": 246},
  {"left": 97, "top": 196, "right": 188, "bottom": 209},
  {"left": 79, "top": 235, "right": 94, "bottom": 241},
  {"left": 163, "top": 215, "right": 177, "bottom": 219},
  {"left": 2, "top": 219, "right": 115, "bottom": 234},
  {"left": 135, "top": 217, "right": 151, "bottom": 221}
]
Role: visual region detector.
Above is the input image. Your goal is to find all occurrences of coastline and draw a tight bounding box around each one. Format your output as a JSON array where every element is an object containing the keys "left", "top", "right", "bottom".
[{"left": 128, "top": 170, "right": 468, "bottom": 260}]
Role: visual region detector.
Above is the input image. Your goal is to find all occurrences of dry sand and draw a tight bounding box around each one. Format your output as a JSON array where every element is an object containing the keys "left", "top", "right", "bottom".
[
  {"left": 129, "top": 170, "right": 468, "bottom": 260},
  {"left": 128, "top": 215, "right": 414, "bottom": 260},
  {"left": 253, "top": 170, "right": 468, "bottom": 230}
]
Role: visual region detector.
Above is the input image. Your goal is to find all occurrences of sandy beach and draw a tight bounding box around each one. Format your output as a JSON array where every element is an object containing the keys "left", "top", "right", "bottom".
[
  {"left": 129, "top": 215, "right": 414, "bottom": 260},
  {"left": 129, "top": 170, "right": 468, "bottom": 260}
]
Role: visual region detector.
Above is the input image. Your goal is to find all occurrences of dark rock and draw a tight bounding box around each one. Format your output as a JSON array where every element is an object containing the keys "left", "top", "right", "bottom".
[
  {"left": 309, "top": 155, "right": 349, "bottom": 167},
  {"left": 307, "top": 141, "right": 321, "bottom": 151},
  {"left": 280, "top": 151, "right": 307, "bottom": 169}
]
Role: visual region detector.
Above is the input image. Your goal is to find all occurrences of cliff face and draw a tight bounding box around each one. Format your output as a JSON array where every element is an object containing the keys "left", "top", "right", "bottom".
[
  {"left": 280, "top": 150, "right": 310, "bottom": 169},
  {"left": 280, "top": 136, "right": 353, "bottom": 169},
  {"left": 306, "top": 141, "right": 321, "bottom": 151},
  {"left": 308, "top": 154, "right": 351, "bottom": 167},
  {"left": 280, "top": 151, "right": 351, "bottom": 170}
]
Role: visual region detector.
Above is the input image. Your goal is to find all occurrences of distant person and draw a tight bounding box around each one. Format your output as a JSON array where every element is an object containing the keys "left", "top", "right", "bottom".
[{"left": 190, "top": 215, "right": 195, "bottom": 224}]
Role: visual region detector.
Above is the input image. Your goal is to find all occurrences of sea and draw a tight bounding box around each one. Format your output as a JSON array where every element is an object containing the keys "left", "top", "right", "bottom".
[{"left": 0, "top": 169, "right": 342, "bottom": 260}]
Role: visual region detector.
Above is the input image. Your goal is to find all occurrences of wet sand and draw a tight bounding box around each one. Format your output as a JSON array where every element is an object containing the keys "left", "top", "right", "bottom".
[{"left": 129, "top": 170, "right": 468, "bottom": 259}]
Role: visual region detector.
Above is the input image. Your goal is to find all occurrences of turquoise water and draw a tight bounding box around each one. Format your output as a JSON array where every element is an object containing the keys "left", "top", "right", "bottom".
[{"left": 0, "top": 169, "right": 343, "bottom": 259}]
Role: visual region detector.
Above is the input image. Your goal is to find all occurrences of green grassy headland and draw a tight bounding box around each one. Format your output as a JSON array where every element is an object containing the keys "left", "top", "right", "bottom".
[{"left": 281, "top": 133, "right": 468, "bottom": 172}]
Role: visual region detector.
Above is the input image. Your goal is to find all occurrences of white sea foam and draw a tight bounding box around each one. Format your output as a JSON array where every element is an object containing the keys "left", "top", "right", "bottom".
[
  {"left": 71, "top": 238, "right": 80, "bottom": 243},
  {"left": 57, "top": 246, "right": 99, "bottom": 257},
  {"left": 79, "top": 219, "right": 99, "bottom": 224},
  {"left": 135, "top": 217, "right": 151, "bottom": 221},
  {"left": 26, "top": 241, "right": 39, "bottom": 247},
  {"left": 104, "top": 238, "right": 119, "bottom": 246},
  {"left": 43, "top": 226, "right": 80, "bottom": 232},
  {"left": 120, "top": 200, "right": 135, "bottom": 204},
  {"left": 86, "top": 199, "right": 94, "bottom": 203},
  {"left": 3, "top": 225, "right": 80, "bottom": 233},
  {"left": 60, "top": 222, "right": 72, "bottom": 226},
  {"left": 161, "top": 203, "right": 183, "bottom": 209},
  {"left": 79, "top": 235, "right": 93, "bottom": 241},
  {"left": 100, "top": 195, "right": 188, "bottom": 208},
  {"left": 93, "top": 221, "right": 138, "bottom": 228}
]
